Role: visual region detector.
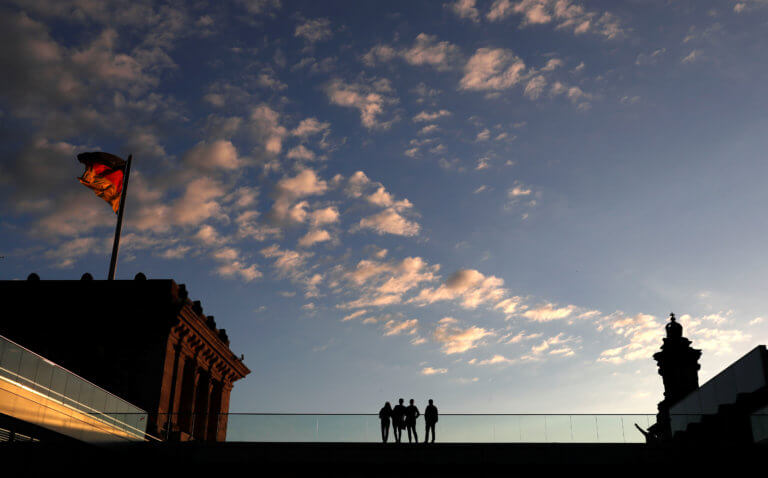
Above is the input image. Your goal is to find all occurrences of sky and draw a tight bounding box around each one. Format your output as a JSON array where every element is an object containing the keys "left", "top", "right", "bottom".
[{"left": 1, "top": 0, "right": 768, "bottom": 415}]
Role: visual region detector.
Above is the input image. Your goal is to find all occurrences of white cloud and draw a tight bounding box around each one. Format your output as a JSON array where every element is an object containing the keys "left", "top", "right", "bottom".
[
  {"left": 471, "top": 354, "right": 516, "bottom": 365},
  {"left": 383, "top": 318, "right": 419, "bottom": 336},
  {"left": 295, "top": 18, "right": 332, "bottom": 43},
  {"left": 495, "top": 0, "right": 623, "bottom": 38},
  {"left": 250, "top": 104, "right": 288, "bottom": 156},
  {"left": 183, "top": 140, "right": 239, "bottom": 171},
  {"left": 413, "top": 110, "right": 452, "bottom": 122},
  {"left": 357, "top": 208, "right": 420, "bottom": 236},
  {"left": 261, "top": 244, "right": 313, "bottom": 277},
  {"left": 487, "top": 0, "right": 514, "bottom": 21},
  {"left": 434, "top": 321, "right": 493, "bottom": 354},
  {"left": 524, "top": 75, "right": 547, "bottom": 99},
  {"left": 363, "top": 34, "right": 461, "bottom": 71},
  {"left": 286, "top": 145, "right": 316, "bottom": 161},
  {"left": 401, "top": 34, "right": 461, "bottom": 71},
  {"left": 213, "top": 247, "right": 262, "bottom": 282},
  {"left": 325, "top": 78, "right": 396, "bottom": 129},
  {"left": 682, "top": 50, "right": 702, "bottom": 64},
  {"left": 342, "top": 310, "right": 368, "bottom": 322},
  {"left": 446, "top": 0, "right": 481, "bottom": 22},
  {"left": 292, "top": 117, "right": 330, "bottom": 137},
  {"left": 460, "top": 48, "right": 527, "bottom": 91},
  {"left": 298, "top": 228, "right": 332, "bottom": 247},
  {"left": 237, "top": 0, "right": 282, "bottom": 15},
  {"left": 412, "top": 269, "right": 506, "bottom": 309},
  {"left": 269, "top": 169, "right": 328, "bottom": 224},
  {"left": 421, "top": 366, "right": 448, "bottom": 375},
  {"left": 340, "top": 256, "right": 439, "bottom": 308},
  {"left": 523, "top": 303, "right": 576, "bottom": 322}
]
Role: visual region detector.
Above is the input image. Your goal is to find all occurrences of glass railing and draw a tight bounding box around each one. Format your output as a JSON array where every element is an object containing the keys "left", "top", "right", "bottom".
[
  {"left": 143, "top": 413, "right": 656, "bottom": 443},
  {"left": 0, "top": 334, "right": 150, "bottom": 442},
  {"left": 223, "top": 413, "right": 656, "bottom": 443}
]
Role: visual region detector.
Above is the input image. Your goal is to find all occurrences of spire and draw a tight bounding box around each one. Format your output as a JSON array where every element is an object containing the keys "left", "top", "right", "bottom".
[{"left": 665, "top": 312, "right": 682, "bottom": 340}]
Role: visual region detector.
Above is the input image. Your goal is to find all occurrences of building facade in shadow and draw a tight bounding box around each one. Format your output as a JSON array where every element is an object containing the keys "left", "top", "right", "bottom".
[{"left": 0, "top": 274, "right": 249, "bottom": 442}]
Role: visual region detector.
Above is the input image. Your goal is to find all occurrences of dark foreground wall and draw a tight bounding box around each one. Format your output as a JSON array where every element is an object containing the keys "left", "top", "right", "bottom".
[{"left": 2, "top": 441, "right": 765, "bottom": 473}]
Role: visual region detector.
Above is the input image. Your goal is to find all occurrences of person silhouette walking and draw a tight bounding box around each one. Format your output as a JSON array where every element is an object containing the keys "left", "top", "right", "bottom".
[
  {"left": 405, "top": 398, "right": 420, "bottom": 443},
  {"left": 392, "top": 398, "right": 406, "bottom": 443},
  {"left": 424, "top": 399, "right": 438, "bottom": 443},
  {"left": 379, "top": 401, "right": 392, "bottom": 443}
]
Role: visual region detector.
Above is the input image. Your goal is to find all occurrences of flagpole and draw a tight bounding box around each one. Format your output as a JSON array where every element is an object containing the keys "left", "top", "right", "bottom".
[{"left": 108, "top": 154, "right": 132, "bottom": 280}]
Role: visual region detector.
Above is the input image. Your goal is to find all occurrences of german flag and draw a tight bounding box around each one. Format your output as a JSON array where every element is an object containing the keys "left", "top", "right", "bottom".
[{"left": 77, "top": 152, "right": 126, "bottom": 213}]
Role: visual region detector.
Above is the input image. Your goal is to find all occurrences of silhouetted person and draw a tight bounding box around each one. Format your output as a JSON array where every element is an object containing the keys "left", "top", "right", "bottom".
[
  {"left": 392, "top": 398, "right": 407, "bottom": 443},
  {"left": 405, "top": 398, "right": 420, "bottom": 443},
  {"left": 379, "top": 401, "right": 392, "bottom": 443},
  {"left": 424, "top": 399, "right": 438, "bottom": 443}
]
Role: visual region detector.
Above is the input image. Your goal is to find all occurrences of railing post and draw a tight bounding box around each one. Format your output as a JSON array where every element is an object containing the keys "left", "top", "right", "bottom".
[{"left": 595, "top": 415, "right": 599, "bottom": 442}]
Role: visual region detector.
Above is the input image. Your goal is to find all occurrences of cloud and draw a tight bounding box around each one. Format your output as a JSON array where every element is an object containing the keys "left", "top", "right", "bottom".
[
  {"left": 508, "top": 183, "right": 532, "bottom": 198},
  {"left": 433, "top": 321, "right": 493, "bottom": 354},
  {"left": 292, "top": 117, "right": 331, "bottom": 137},
  {"left": 412, "top": 269, "right": 506, "bottom": 309},
  {"left": 495, "top": 297, "right": 523, "bottom": 317},
  {"left": 342, "top": 310, "right": 368, "bottom": 322},
  {"left": 172, "top": 177, "right": 226, "bottom": 226},
  {"left": 298, "top": 228, "right": 332, "bottom": 247},
  {"left": 325, "top": 78, "right": 397, "bottom": 129},
  {"left": 363, "top": 34, "right": 461, "bottom": 71},
  {"left": 261, "top": 244, "right": 312, "bottom": 274},
  {"left": 502, "top": 330, "right": 542, "bottom": 344},
  {"left": 471, "top": 354, "right": 516, "bottom": 365},
  {"left": 295, "top": 18, "right": 332, "bottom": 43},
  {"left": 357, "top": 208, "right": 420, "bottom": 236},
  {"left": 340, "top": 256, "right": 439, "bottom": 308},
  {"left": 682, "top": 50, "right": 702, "bottom": 64},
  {"left": 523, "top": 75, "right": 547, "bottom": 99},
  {"left": 237, "top": 0, "right": 282, "bottom": 15},
  {"left": 344, "top": 172, "right": 421, "bottom": 236},
  {"left": 383, "top": 318, "right": 419, "bottom": 336},
  {"left": 523, "top": 303, "right": 576, "bottom": 322},
  {"left": 526, "top": 333, "right": 578, "bottom": 359},
  {"left": 213, "top": 247, "right": 261, "bottom": 281},
  {"left": 460, "top": 48, "right": 527, "bottom": 91},
  {"left": 487, "top": 0, "right": 515, "bottom": 21},
  {"left": 413, "top": 110, "right": 452, "bottom": 122},
  {"left": 446, "top": 0, "right": 481, "bottom": 22},
  {"left": 421, "top": 366, "right": 448, "bottom": 375},
  {"left": 487, "top": 0, "right": 623, "bottom": 38},
  {"left": 597, "top": 312, "right": 664, "bottom": 364},
  {"left": 286, "top": 145, "right": 316, "bottom": 161},
  {"left": 250, "top": 104, "right": 288, "bottom": 156},
  {"left": 183, "top": 140, "right": 239, "bottom": 171},
  {"left": 269, "top": 169, "right": 328, "bottom": 224},
  {"left": 401, "top": 34, "right": 461, "bottom": 71}
]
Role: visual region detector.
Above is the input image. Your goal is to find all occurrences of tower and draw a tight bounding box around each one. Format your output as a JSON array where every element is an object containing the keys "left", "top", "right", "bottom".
[{"left": 649, "top": 313, "right": 701, "bottom": 440}]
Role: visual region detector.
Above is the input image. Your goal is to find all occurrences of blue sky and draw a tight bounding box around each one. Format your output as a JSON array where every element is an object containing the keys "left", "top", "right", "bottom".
[{"left": 2, "top": 0, "right": 768, "bottom": 414}]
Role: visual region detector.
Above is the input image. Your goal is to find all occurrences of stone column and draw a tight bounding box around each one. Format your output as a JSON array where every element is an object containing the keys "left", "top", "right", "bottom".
[
  {"left": 177, "top": 358, "right": 198, "bottom": 437},
  {"left": 216, "top": 383, "right": 234, "bottom": 442},
  {"left": 192, "top": 369, "right": 212, "bottom": 440},
  {"left": 206, "top": 380, "right": 223, "bottom": 441}
]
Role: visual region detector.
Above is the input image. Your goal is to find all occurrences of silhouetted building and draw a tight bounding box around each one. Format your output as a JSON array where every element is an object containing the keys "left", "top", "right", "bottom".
[
  {"left": 647, "top": 313, "right": 768, "bottom": 444},
  {"left": 0, "top": 274, "right": 249, "bottom": 442},
  {"left": 650, "top": 313, "right": 701, "bottom": 440}
]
